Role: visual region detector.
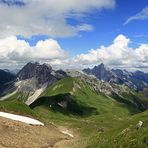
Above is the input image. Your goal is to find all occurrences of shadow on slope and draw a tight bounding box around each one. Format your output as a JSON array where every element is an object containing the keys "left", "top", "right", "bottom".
[
  {"left": 30, "top": 93, "right": 98, "bottom": 116},
  {"left": 112, "top": 92, "right": 148, "bottom": 112}
]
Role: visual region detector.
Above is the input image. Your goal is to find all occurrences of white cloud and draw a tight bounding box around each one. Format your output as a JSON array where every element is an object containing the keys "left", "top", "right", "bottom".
[
  {"left": 0, "top": 36, "right": 67, "bottom": 68},
  {"left": 76, "top": 24, "right": 94, "bottom": 32},
  {"left": 73, "top": 34, "right": 148, "bottom": 70},
  {"left": 0, "top": 34, "right": 148, "bottom": 71},
  {"left": 0, "top": 0, "right": 115, "bottom": 38},
  {"left": 124, "top": 6, "right": 148, "bottom": 25}
]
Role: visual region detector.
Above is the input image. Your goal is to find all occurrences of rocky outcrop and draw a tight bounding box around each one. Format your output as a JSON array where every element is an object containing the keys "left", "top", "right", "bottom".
[
  {"left": 66, "top": 69, "right": 129, "bottom": 96},
  {"left": 1, "top": 62, "right": 67, "bottom": 101},
  {"left": 83, "top": 63, "right": 148, "bottom": 91},
  {"left": 17, "top": 62, "right": 68, "bottom": 86},
  {"left": 17, "top": 62, "right": 56, "bottom": 85},
  {"left": 66, "top": 69, "right": 148, "bottom": 111},
  {"left": 83, "top": 63, "right": 116, "bottom": 82}
]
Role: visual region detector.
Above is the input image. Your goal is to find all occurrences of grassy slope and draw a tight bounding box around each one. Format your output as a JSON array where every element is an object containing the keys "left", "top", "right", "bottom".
[
  {"left": 0, "top": 77, "right": 147, "bottom": 147},
  {"left": 29, "top": 77, "right": 148, "bottom": 147},
  {"left": 4, "top": 91, "right": 30, "bottom": 102},
  {"left": 0, "top": 100, "right": 35, "bottom": 117}
]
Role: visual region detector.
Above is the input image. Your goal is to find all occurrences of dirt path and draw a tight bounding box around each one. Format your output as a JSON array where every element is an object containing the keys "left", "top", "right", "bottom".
[{"left": 0, "top": 116, "right": 69, "bottom": 148}]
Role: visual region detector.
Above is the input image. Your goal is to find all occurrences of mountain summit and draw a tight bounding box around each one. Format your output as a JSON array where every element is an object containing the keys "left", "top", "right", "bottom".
[
  {"left": 83, "top": 63, "right": 148, "bottom": 91},
  {"left": 17, "top": 62, "right": 55, "bottom": 85},
  {"left": 83, "top": 63, "right": 116, "bottom": 82}
]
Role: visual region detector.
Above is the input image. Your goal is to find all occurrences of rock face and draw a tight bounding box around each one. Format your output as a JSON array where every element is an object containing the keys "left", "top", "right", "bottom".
[
  {"left": 83, "top": 63, "right": 148, "bottom": 91},
  {"left": 66, "top": 70, "right": 148, "bottom": 111},
  {"left": 83, "top": 63, "right": 114, "bottom": 82},
  {"left": 17, "top": 62, "right": 56, "bottom": 85},
  {"left": 66, "top": 69, "right": 128, "bottom": 96},
  {"left": 15, "top": 62, "right": 68, "bottom": 95},
  {"left": 17, "top": 62, "right": 68, "bottom": 86},
  {"left": 83, "top": 63, "right": 124, "bottom": 84},
  {"left": 0, "top": 69, "right": 16, "bottom": 95},
  {"left": 0, "top": 62, "right": 68, "bottom": 101},
  {"left": 112, "top": 69, "right": 148, "bottom": 90}
]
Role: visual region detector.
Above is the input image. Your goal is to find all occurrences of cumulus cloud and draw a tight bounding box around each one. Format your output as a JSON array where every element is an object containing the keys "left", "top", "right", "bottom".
[
  {"left": 0, "top": 0, "right": 115, "bottom": 38},
  {"left": 0, "top": 36, "right": 67, "bottom": 68},
  {"left": 0, "top": 34, "right": 148, "bottom": 71},
  {"left": 124, "top": 6, "right": 148, "bottom": 25},
  {"left": 73, "top": 34, "right": 148, "bottom": 70}
]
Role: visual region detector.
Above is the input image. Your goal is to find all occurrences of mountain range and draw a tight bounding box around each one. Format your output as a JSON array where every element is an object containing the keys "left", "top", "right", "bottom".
[
  {"left": 83, "top": 63, "right": 148, "bottom": 91},
  {"left": 0, "top": 62, "right": 148, "bottom": 147},
  {"left": 1, "top": 62, "right": 148, "bottom": 93},
  {"left": 0, "top": 62, "right": 148, "bottom": 110}
]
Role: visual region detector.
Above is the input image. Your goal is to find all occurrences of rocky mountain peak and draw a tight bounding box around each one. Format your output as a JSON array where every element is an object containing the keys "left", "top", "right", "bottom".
[
  {"left": 17, "top": 62, "right": 54, "bottom": 85},
  {"left": 83, "top": 63, "right": 114, "bottom": 82},
  {"left": 95, "top": 63, "right": 105, "bottom": 69},
  {"left": 83, "top": 63, "right": 148, "bottom": 91},
  {"left": 93, "top": 63, "right": 106, "bottom": 76}
]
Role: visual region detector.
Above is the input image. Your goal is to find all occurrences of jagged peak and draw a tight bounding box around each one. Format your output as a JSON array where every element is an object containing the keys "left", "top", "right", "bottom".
[
  {"left": 94, "top": 63, "right": 105, "bottom": 68},
  {"left": 20, "top": 62, "right": 52, "bottom": 71}
]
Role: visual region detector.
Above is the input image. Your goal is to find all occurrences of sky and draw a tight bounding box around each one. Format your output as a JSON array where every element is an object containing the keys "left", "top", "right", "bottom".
[{"left": 0, "top": 0, "right": 148, "bottom": 72}]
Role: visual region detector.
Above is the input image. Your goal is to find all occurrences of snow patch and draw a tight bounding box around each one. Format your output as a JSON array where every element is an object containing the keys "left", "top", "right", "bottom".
[{"left": 0, "top": 112, "right": 44, "bottom": 126}]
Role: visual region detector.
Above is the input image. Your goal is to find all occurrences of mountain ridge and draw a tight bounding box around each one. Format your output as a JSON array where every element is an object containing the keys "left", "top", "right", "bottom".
[
  {"left": 0, "top": 62, "right": 148, "bottom": 111},
  {"left": 0, "top": 62, "right": 148, "bottom": 148},
  {"left": 83, "top": 63, "right": 148, "bottom": 91}
]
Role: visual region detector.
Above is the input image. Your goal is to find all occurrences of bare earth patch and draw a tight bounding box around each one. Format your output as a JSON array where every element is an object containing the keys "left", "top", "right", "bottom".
[{"left": 0, "top": 117, "right": 69, "bottom": 148}]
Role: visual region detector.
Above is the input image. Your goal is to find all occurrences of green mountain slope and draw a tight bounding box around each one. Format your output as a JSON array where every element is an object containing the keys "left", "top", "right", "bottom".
[
  {"left": 0, "top": 100, "right": 35, "bottom": 117},
  {"left": 30, "top": 77, "right": 139, "bottom": 116},
  {"left": 0, "top": 77, "right": 147, "bottom": 147},
  {"left": 28, "top": 77, "right": 148, "bottom": 147}
]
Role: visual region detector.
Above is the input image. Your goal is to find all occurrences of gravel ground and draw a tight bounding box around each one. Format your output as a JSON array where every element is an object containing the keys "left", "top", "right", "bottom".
[{"left": 0, "top": 116, "right": 69, "bottom": 148}]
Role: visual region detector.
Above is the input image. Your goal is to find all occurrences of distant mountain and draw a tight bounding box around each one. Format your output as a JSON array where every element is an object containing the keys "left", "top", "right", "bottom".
[
  {"left": 1, "top": 62, "right": 148, "bottom": 109},
  {"left": 0, "top": 62, "right": 148, "bottom": 148},
  {"left": 9, "top": 69, "right": 20, "bottom": 75},
  {"left": 83, "top": 63, "right": 121, "bottom": 83},
  {"left": 17, "top": 62, "right": 55, "bottom": 85},
  {"left": 17, "top": 62, "right": 68, "bottom": 85},
  {"left": 83, "top": 63, "right": 148, "bottom": 91},
  {"left": 0, "top": 69, "right": 16, "bottom": 95},
  {"left": 66, "top": 69, "right": 148, "bottom": 111},
  {"left": 0, "top": 69, "right": 15, "bottom": 83},
  {"left": 0, "top": 62, "right": 68, "bottom": 102}
]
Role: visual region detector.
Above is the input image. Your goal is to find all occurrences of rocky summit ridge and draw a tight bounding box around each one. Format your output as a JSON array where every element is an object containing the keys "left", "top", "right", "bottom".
[{"left": 83, "top": 63, "right": 148, "bottom": 91}]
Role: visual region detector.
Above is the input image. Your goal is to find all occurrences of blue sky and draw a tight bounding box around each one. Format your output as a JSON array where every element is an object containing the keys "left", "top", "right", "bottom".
[
  {"left": 17, "top": 0, "right": 148, "bottom": 56},
  {"left": 0, "top": 0, "right": 148, "bottom": 71}
]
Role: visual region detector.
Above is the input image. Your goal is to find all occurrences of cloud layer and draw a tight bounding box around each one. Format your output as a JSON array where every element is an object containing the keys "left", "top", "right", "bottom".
[
  {"left": 0, "top": 34, "right": 148, "bottom": 71},
  {"left": 0, "top": 36, "right": 67, "bottom": 68},
  {"left": 0, "top": 0, "right": 115, "bottom": 37},
  {"left": 73, "top": 34, "right": 148, "bottom": 70},
  {"left": 124, "top": 6, "right": 148, "bottom": 25}
]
